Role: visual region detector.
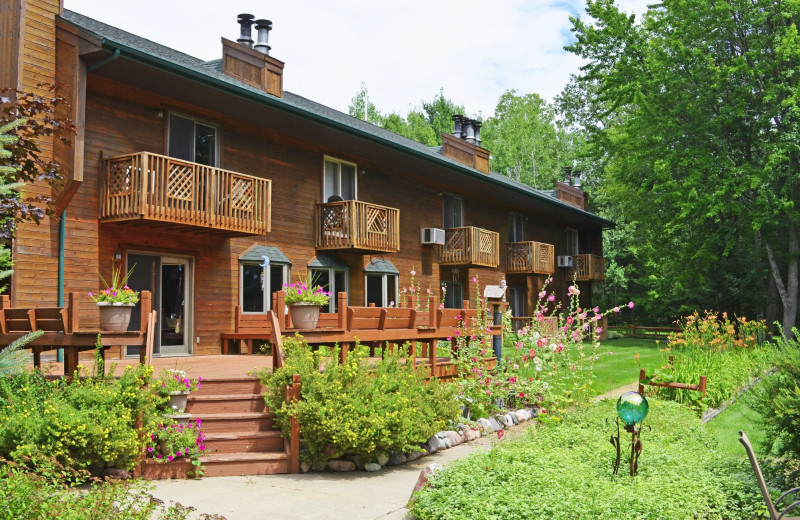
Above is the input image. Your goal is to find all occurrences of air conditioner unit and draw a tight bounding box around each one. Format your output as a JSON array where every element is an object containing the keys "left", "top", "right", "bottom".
[
  {"left": 557, "top": 255, "right": 574, "bottom": 268},
  {"left": 421, "top": 228, "right": 446, "bottom": 245}
]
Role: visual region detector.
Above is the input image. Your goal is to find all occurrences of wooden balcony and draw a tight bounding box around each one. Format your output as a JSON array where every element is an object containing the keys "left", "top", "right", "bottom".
[
  {"left": 315, "top": 200, "right": 400, "bottom": 253},
  {"left": 506, "top": 241, "right": 555, "bottom": 275},
  {"left": 440, "top": 227, "right": 500, "bottom": 267},
  {"left": 100, "top": 152, "right": 271, "bottom": 236},
  {"left": 570, "top": 254, "right": 606, "bottom": 282}
]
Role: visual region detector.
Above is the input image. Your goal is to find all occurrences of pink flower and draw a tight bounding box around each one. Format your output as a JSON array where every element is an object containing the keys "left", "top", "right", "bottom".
[
  {"left": 593, "top": 306, "right": 600, "bottom": 313},
  {"left": 519, "top": 392, "right": 525, "bottom": 398},
  {"left": 446, "top": 336, "right": 452, "bottom": 341},
  {"left": 410, "top": 270, "right": 416, "bottom": 276},
  {"left": 548, "top": 294, "right": 555, "bottom": 302},
  {"left": 595, "top": 327, "right": 603, "bottom": 334},
  {"left": 471, "top": 357, "right": 477, "bottom": 363},
  {"left": 497, "top": 430, "right": 505, "bottom": 440},
  {"left": 472, "top": 276, "right": 478, "bottom": 284},
  {"left": 454, "top": 329, "right": 460, "bottom": 336},
  {"left": 538, "top": 291, "right": 546, "bottom": 299},
  {"left": 628, "top": 301, "right": 635, "bottom": 309},
  {"left": 540, "top": 408, "right": 547, "bottom": 414},
  {"left": 509, "top": 376, "right": 517, "bottom": 384},
  {"left": 613, "top": 306, "right": 620, "bottom": 313},
  {"left": 167, "top": 455, "right": 174, "bottom": 462},
  {"left": 566, "top": 316, "right": 574, "bottom": 325}
]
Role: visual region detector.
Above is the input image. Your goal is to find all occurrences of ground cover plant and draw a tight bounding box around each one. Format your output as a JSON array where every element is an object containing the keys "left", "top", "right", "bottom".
[
  {"left": 649, "top": 312, "right": 774, "bottom": 409},
  {"left": 258, "top": 337, "right": 460, "bottom": 465},
  {"left": 0, "top": 363, "right": 162, "bottom": 473},
  {"left": 409, "top": 399, "right": 764, "bottom": 519}
]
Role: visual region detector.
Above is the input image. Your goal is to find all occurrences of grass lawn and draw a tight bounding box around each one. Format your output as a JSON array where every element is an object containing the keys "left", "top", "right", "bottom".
[
  {"left": 590, "top": 338, "right": 664, "bottom": 396},
  {"left": 703, "top": 387, "right": 768, "bottom": 458}
]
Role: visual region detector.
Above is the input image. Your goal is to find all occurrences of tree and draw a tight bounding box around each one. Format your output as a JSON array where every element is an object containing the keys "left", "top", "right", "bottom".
[{"left": 566, "top": 0, "right": 800, "bottom": 333}]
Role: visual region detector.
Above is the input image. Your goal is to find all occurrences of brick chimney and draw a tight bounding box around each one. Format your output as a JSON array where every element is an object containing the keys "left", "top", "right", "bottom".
[
  {"left": 221, "top": 13, "right": 284, "bottom": 98},
  {"left": 442, "top": 114, "right": 490, "bottom": 174}
]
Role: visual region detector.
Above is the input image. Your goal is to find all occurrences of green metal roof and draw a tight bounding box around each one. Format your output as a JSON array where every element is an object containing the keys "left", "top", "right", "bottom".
[
  {"left": 363, "top": 259, "right": 399, "bottom": 274},
  {"left": 239, "top": 245, "right": 291, "bottom": 264},
  {"left": 60, "top": 10, "right": 613, "bottom": 228}
]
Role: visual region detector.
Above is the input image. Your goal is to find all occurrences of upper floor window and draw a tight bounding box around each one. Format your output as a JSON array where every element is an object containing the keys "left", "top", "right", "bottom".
[
  {"left": 508, "top": 212, "right": 524, "bottom": 242},
  {"left": 566, "top": 228, "right": 579, "bottom": 256},
  {"left": 168, "top": 113, "right": 218, "bottom": 166},
  {"left": 323, "top": 157, "right": 357, "bottom": 201},
  {"left": 443, "top": 193, "right": 463, "bottom": 229}
]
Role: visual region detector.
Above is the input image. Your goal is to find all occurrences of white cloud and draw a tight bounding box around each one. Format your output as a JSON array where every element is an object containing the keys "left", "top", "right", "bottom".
[{"left": 63, "top": 0, "right": 648, "bottom": 117}]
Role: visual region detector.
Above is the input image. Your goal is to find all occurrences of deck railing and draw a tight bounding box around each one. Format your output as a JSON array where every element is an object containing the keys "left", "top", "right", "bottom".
[
  {"left": 570, "top": 254, "right": 606, "bottom": 281},
  {"left": 440, "top": 226, "right": 500, "bottom": 267},
  {"left": 507, "top": 241, "right": 555, "bottom": 274},
  {"left": 100, "top": 152, "right": 271, "bottom": 235},
  {"left": 315, "top": 200, "right": 400, "bottom": 253}
]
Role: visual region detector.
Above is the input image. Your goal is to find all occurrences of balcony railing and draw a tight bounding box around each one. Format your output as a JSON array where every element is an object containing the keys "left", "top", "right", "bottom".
[
  {"left": 507, "top": 241, "right": 555, "bottom": 275},
  {"left": 440, "top": 226, "right": 500, "bottom": 267},
  {"left": 315, "top": 200, "right": 400, "bottom": 253},
  {"left": 100, "top": 152, "right": 271, "bottom": 235},
  {"left": 570, "top": 254, "right": 606, "bottom": 282}
]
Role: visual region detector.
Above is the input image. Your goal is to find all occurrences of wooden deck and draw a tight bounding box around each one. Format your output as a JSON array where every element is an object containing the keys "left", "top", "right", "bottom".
[
  {"left": 315, "top": 200, "right": 400, "bottom": 253},
  {"left": 440, "top": 226, "right": 500, "bottom": 267},
  {"left": 570, "top": 254, "right": 606, "bottom": 282},
  {"left": 506, "top": 241, "right": 555, "bottom": 274}
]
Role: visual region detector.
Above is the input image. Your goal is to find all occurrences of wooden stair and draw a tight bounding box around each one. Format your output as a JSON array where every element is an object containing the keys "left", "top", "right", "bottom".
[{"left": 141, "top": 376, "right": 290, "bottom": 478}]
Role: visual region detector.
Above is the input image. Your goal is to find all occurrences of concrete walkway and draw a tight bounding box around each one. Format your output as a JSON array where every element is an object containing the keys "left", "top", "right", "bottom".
[{"left": 150, "top": 423, "right": 535, "bottom": 520}]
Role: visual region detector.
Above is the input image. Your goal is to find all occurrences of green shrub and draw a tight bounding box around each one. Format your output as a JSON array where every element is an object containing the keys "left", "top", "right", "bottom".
[
  {"left": 0, "top": 458, "right": 202, "bottom": 520},
  {"left": 651, "top": 311, "right": 774, "bottom": 409},
  {"left": 258, "top": 338, "right": 460, "bottom": 464},
  {"left": 0, "top": 364, "right": 161, "bottom": 472},
  {"left": 409, "top": 400, "right": 765, "bottom": 520},
  {"left": 749, "top": 328, "right": 800, "bottom": 461}
]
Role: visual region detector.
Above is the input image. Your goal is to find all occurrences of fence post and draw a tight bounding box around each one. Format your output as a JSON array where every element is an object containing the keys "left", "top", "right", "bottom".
[
  {"left": 698, "top": 375, "right": 707, "bottom": 399},
  {"left": 638, "top": 368, "right": 647, "bottom": 395},
  {"left": 289, "top": 374, "right": 301, "bottom": 473},
  {"left": 631, "top": 324, "right": 637, "bottom": 337}
]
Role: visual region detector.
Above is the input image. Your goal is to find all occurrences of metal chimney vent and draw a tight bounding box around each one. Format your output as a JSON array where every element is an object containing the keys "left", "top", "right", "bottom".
[
  {"left": 237, "top": 14, "right": 255, "bottom": 48},
  {"left": 254, "top": 19, "right": 272, "bottom": 54}
]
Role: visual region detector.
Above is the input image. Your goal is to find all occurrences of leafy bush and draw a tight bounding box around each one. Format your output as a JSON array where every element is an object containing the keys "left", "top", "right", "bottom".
[
  {"left": 258, "top": 338, "right": 459, "bottom": 464},
  {"left": 0, "top": 458, "right": 208, "bottom": 520},
  {"left": 749, "top": 328, "right": 800, "bottom": 461},
  {"left": 652, "top": 312, "right": 774, "bottom": 408},
  {"left": 409, "top": 400, "right": 764, "bottom": 520},
  {"left": 0, "top": 364, "right": 162, "bottom": 472}
]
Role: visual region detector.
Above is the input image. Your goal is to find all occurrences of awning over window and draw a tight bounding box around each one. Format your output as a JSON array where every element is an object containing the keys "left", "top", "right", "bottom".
[
  {"left": 239, "top": 245, "right": 292, "bottom": 264},
  {"left": 308, "top": 254, "right": 348, "bottom": 269},
  {"left": 363, "top": 259, "right": 399, "bottom": 274}
]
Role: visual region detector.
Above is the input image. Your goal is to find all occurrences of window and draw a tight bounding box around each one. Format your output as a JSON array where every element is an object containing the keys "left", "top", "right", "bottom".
[
  {"left": 240, "top": 262, "right": 289, "bottom": 313},
  {"left": 323, "top": 157, "right": 357, "bottom": 201},
  {"left": 443, "top": 193, "right": 463, "bottom": 229},
  {"left": 508, "top": 212, "right": 524, "bottom": 242},
  {"left": 508, "top": 287, "right": 525, "bottom": 317},
  {"left": 566, "top": 228, "right": 579, "bottom": 256},
  {"left": 365, "top": 273, "right": 397, "bottom": 307},
  {"left": 168, "top": 113, "right": 219, "bottom": 166},
  {"left": 443, "top": 281, "right": 463, "bottom": 309},
  {"left": 310, "top": 267, "right": 348, "bottom": 312}
]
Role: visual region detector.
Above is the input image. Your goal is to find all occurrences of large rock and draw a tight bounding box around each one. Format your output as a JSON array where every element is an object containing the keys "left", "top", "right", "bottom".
[
  {"left": 515, "top": 409, "right": 530, "bottom": 423},
  {"left": 408, "top": 463, "right": 442, "bottom": 504},
  {"left": 445, "top": 431, "right": 462, "bottom": 447},
  {"left": 300, "top": 461, "right": 311, "bottom": 473},
  {"left": 437, "top": 432, "right": 453, "bottom": 448},
  {"left": 375, "top": 452, "right": 390, "bottom": 466},
  {"left": 387, "top": 452, "right": 405, "bottom": 466},
  {"left": 495, "top": 414, "right": 511, "bottom": 429},
  {"left": 488, "top": 416, "right": 503, "bottom": 431},
  {"left": 406, "top": 451, "right": 424, "bottom": 462},
  {"left": 365, "top": 463, "right": 382, "bottom": 472},
  {"left": 425, "top": 435, "right": 445, "bottom": 454},
  {"left": 328, "top": 460, "right": 356, "bottom": 472},
  {"left": 508, "top": 412, "right": 520, "bottom": 426},
  {"left": 476, "top": 418, "right": 494, "bottom": 432}
]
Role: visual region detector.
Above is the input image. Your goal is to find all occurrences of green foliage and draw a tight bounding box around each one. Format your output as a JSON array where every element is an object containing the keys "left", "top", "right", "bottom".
[
  {"left": 154, "top": 368, "right": 201, "bottom": 395},
  {"left": 749, "top": 328, "right": 800, "bottom": 460},
  {"left": 0, "top": 365, "right": 161, "bottom": 472},
  {"left": 650, "top": 312, "right": 774, "bottom": 409},
  {"left": 0, "top": 458, "right": 205, "bottom": 520},
  {"left": 565, "top": 0, "right": 800, "bottom": 328},
  {"left": 258, "top": 338, "right": 459, "bottom": 464},
  {"left": 145, "top": 419, "right": 206, "bottom": 476},
  {"left": 409, "top": 400, "right": 765, "bottom": 520}
]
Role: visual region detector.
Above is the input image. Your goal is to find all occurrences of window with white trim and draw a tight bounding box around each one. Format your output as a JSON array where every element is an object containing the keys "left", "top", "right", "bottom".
[
  {"left": 566, "top": 228, "right": 579, "bottom": 256},
  {"left": 365, "top": 273, "right": 398, "bottom": 307},
  {"left": 310, "top": 267, "right": 349, "bottom": 312},
  {"left": 168, "top": 113, "right": 219, "bottom": 167},
  {"left": 240, "top": 262, "right": 290, "bottom": 313},
  {"left": 323, "top": 157, "right": 357, "bottom": 201}
]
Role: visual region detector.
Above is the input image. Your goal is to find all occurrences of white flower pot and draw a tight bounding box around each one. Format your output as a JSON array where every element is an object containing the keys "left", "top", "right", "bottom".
[
  {"left": 289, "top": 303, "right": 321, "bottom": 329},
  {"left": 97, "top": 302, "right": 134, "bottom": 332}
]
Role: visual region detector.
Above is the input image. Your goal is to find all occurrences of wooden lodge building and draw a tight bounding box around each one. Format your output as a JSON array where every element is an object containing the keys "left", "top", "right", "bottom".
[{"left": 1, "top": 1, "right": 611, "bottom": 359}]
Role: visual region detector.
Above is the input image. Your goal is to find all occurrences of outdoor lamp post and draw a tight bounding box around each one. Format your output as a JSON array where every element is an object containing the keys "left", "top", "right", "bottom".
[{"left": 610, "top": 391, "right": 650, "bottom": 476}]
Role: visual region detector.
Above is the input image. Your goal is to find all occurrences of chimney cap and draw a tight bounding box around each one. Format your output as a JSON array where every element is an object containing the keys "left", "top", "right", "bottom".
[
  {"left": 237, "top": 13, "right": 255, "bottom": 21},
  {"left": 254, "top": 18, "right": 272, "bottom": 28}
]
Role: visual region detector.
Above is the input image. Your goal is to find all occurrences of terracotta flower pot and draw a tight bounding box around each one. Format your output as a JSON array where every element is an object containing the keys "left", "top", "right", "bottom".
[
  {"left": 97, "top": 302, "right": 134, "bottom": 332},
  {"left": 289, "top": 303, "right": 321, "bottom": 329}
]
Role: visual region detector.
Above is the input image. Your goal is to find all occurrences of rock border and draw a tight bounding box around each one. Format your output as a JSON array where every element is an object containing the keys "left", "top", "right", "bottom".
[{"left": 300, "top": 407, "right": 538, "bottom": 473}]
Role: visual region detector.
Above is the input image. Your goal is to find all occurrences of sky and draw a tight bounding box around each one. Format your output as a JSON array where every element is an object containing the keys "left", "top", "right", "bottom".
[{"left": 63, "top": 0, "right": 648, "bottom": 119}]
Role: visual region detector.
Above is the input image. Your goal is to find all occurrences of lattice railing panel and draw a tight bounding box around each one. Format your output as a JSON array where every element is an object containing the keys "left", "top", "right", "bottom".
[{"left": 316, "top": 200, "right": 399, "bottom": 252}]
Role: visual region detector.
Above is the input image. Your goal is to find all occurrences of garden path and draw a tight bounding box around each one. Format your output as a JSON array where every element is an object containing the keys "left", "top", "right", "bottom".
[{"left": 592, "top": 382, "right": 639, "bottom": 403}]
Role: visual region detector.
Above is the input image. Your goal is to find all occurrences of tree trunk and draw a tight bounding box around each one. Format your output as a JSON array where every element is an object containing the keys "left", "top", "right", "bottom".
[{"left": 764, "top": 221, "right": 799, "bottom": 338}]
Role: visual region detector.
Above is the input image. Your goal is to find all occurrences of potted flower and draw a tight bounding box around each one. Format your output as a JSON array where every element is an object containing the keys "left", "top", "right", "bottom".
[
  {"left": 155, "top": 368, "right": 202, "bottom": 414},
  {"left": 283, "top": 272, "right": 331, "bottom": 329},
  {"left": 89, "top": 264, "right": 139, "bottom": 332},
  {"left": 146, "top": 418, "right": 207, "bottom": 476}
]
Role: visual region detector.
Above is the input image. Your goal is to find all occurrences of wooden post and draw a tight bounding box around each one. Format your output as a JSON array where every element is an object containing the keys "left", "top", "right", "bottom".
[
  {"left": 268, "top": 310, "right": 285, "bottom": 370},
  {"left": 289, "top": 374, "right": 301, "bottom": 473},
  {"left": 429, "top": 339, "right": 437, "bottom": 377},
  {"left": 408, "top": 295, "right": 417, "bottom": 310},
  {"left": 337, "top": 292, "right": 347, "bottom": 328},
  {"left": 339, "top": 342, "right": 348, "bottom": 365},
  {"left": 68, "top": 292, "right": 80, "bottom": 333},
  {"left": 275, "top": 291, "right": 287, "bottom": 329},
  {"left": 638, "top": 368, "right": 647, "bottom": 395},
  {"left": 139, "top": 290, "right": 152, "bottom": 332},
  {"left": 0, "top": 295, "right": 9, "bottom": 309},
  {"left": 698, "top": 375, "right": 707, "bottom": 398},
  {"left": 429, "top": 296, "right": 438, "bottom": 328},
  {"left": 631, "top": 324, "right": 637, "bottom": 337}
]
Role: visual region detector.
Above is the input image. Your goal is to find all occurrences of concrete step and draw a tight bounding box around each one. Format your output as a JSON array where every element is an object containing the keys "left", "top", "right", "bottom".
[
  {"left": 204, "top": 431, "right": 284, "bottom": 454},
  {"left": 193, "top": 412, "right": 276, "bottom": 434},
  {"left": 186, "top": 393, "right": 266, "bottom": 414}
]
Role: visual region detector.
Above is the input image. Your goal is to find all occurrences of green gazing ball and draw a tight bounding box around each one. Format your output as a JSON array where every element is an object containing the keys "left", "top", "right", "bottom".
[{"left": 616, "top": 391, "right": 649, "bottom": 426}]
